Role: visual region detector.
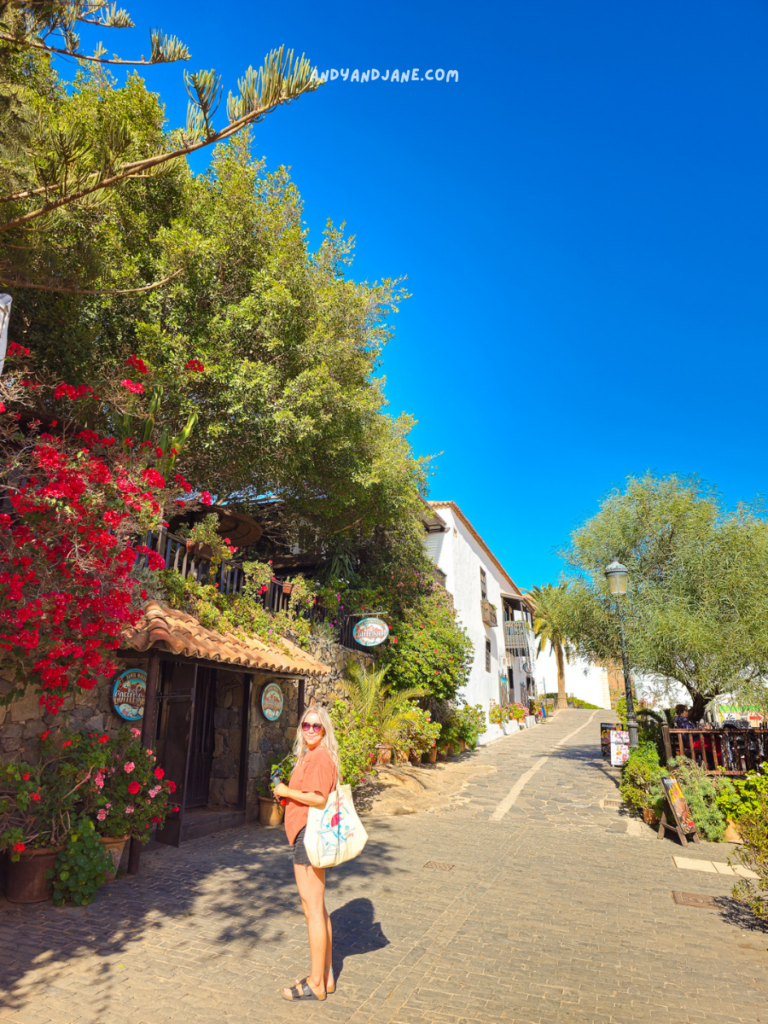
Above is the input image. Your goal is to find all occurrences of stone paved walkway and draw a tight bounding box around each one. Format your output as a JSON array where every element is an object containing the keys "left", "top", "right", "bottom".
[{"left": 0, "top": 710, "right": 766, "bottom": 1024}]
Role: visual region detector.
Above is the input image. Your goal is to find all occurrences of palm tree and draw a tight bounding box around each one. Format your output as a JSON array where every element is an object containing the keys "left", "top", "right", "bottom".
[
  {"left": 341, "top": 659, "right": 426, "bottom": 750},
  {"left": 530, "top": 584, "right": 574, "bottom": 711}
]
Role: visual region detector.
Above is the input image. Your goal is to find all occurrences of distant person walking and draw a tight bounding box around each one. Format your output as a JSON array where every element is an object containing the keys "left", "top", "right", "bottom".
[{"left": 273, "top": 705, "right": 340, "bottom": 1002}]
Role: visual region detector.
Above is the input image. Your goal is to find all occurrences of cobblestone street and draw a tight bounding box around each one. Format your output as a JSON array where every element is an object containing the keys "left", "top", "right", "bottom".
[{"left": 0, "top": 710, "right": 765, "bottom": 1024}]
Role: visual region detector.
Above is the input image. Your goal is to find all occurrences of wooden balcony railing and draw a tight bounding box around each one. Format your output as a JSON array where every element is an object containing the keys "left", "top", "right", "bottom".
[
  {"left": 662, "top": 725, "right": 768, "bottom": 776},
  {"left": 134, "top": 528, "right": 370, "bottom": 652}
]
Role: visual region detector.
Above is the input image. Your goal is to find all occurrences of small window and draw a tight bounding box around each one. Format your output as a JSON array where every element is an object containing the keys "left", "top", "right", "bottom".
[
  {"left": 485, "top": 638, "right": 491, "bottom": 672},
  {"left": 480, "top": 567, "right": 487, "bottom": 600}
]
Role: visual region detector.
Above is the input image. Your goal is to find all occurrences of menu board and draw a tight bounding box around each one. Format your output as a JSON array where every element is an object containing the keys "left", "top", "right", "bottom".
[
  {"left": 661, "top": 777, "right": 697, "bottom": 834},
  {"left": 610, "top": 730, "right": 630, "bottom": 766},
  {"left": 600, "top": 723, "right": 614, "bottom": 758}
]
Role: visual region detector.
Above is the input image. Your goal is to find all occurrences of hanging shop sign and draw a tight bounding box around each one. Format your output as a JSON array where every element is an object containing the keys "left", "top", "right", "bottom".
[
  {"left": 352, "top": 617, "right": 390, "bottom": 647},
  {"left": 261, "top": 682, "right": 284, "bottom": 722},
  {"left": 112, "top": 668, "right": 147, "bottom": 721}
]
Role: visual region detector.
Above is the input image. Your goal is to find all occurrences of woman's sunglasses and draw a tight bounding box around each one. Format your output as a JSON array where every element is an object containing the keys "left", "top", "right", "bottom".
[{"left": 302, "top": 722, "right": 323, "bottom": 733}]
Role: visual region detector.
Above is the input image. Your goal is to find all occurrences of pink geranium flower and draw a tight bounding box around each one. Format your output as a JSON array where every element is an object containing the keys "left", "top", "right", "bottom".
[
  {"left": 125, "top": 805, "right": 135, "bottom": 814},
  {"left": 124, "top": 762, "right": 135, "bottom": 773},
  {"left": 97, "top": 809, "right": 108, "bottom": 821},
  {"left": 131, "top": 728, "right": 141, "bottom": 738}
]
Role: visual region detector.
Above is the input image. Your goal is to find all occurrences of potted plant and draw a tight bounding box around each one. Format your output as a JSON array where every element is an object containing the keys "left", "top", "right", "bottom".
[
  {"left": 0, "top": 726, "right": 181, "bottom": 900},
  {"left": 256, "top": 756, "right": 294, "bottom": 828},
  {"left": 716, "top": 766, "right": 767, "bottom": 845},
  {"left": 406, "top": 708, "right": 440, "bottom": 765},
  {"left": 82, "top": 727, "right": 179, "bottom": 875},
  {"left": 180, "top": 514, "right": 236, "bottom": 572},
  {"left": 489, "top": 701, "right": 505, "bottom": 732},
  {"left": 0, "top": 736, "right": 109, "bottom": 903}
]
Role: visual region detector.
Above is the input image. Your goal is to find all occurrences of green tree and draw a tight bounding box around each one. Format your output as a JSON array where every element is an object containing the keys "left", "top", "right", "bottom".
[
  {"left": 530, "top": 583, "right": 573, "bottom": 711},
  {"left": 0, "top": 1, "right": 318, "bottom": 257},
  {"left": 557, "top": 474, "right": 768, "bottom": 720},
  {"left": 378, "top": 592, "right": 474, "bottom": 702}
]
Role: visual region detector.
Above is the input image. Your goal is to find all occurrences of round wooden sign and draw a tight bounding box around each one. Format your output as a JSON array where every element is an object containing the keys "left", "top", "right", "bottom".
[
  {"left": 261, "top": 681, "right": 284, "bottom": 721},
  {"left": 112, "top": 668, "right": 147, "bottom": 721}
]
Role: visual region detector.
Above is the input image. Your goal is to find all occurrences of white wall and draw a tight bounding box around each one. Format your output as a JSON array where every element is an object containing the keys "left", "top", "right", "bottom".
[
  {"left": 534, "top": 642, "right": 611, "bottom": 708},
  {"left": 424, "top": 507, "right": 513, "bottom": 743}
]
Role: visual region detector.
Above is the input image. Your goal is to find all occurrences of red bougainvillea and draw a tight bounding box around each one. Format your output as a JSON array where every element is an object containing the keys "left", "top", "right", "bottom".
[{"left": 0, "top": 351, "right": 192, "bottom": 714}]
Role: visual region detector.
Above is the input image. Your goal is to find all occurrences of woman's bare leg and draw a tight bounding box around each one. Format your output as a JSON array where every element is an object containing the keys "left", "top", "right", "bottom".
[{"left": 283, "top": 864, "right": 328, "bottom": 999}]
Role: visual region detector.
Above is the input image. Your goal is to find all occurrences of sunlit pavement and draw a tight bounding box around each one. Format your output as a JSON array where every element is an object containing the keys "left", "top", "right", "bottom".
[{"left": 0, "top": 709, "right": 764, "bottom": 1024}]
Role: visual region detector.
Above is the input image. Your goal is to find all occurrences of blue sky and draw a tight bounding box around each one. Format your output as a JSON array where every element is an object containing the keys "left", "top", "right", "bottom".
[{"left": 84, "top": 1, "right": 768, "bottom": 589}]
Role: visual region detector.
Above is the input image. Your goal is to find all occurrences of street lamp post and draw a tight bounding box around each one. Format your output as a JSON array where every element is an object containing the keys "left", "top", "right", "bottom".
[{"left": 604, "top": 559, "right": 639, "bottom": 749}]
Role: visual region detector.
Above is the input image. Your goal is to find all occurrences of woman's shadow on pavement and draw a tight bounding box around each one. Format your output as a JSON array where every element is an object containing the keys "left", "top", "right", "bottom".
[{"left": 331, "top": 897, "right": 388, "bottom": 980}]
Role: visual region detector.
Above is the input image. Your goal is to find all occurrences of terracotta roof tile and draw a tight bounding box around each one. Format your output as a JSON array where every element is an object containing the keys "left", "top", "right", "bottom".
[{"left": 121, "top": 602, "right": 330, "bottom": 677}]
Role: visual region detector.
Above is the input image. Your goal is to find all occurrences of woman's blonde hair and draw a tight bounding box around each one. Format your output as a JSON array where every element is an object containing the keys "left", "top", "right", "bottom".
[{"left": 292, "top": 704, "right": 342, "bottom": 781}]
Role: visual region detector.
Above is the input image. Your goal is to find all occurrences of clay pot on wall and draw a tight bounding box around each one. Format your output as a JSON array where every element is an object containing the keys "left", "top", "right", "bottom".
[
  {"left": 5, "top": 847, "right": 62, "bottom": 903},
  {"left": 458, "top": 739, "right": 468, "bottom": 753},
  {"left": 642, "top": 808, "right": 659, "bottom": 826},
  {"left": 282, "top": 583, "right": 293, "bottom": 595},
  {"left": 409, "top": 749, "right": 421, "bottom": 766},
  {"left": 425, "top": 748, "right": 438, "bottom": 764},
  {"left": 100, "top": 835, "right": 129, "bottom": 882},
  {"left": 375, "top": 744, "right": 392, "bottom": 765},
  {"left": 186, "top": 540, "right": 213, "bottom": 559},
  {"left": 724, "top": 820, "right": 744, "bottom": 844},
  {"left": 258, "top": 796, "right": 285, "bottom": 828}
]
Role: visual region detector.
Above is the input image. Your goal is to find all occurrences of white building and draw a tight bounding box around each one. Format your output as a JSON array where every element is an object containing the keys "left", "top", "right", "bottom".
[
  {"left": 423, "top": 502, "right": 536, "bottom": 743},
  {"left": 533, "top": 647, "right": 612, "bottom": 708}
]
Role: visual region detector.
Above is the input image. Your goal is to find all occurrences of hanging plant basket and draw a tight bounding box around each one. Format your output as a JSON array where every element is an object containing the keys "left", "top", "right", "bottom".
[{"left": 186, "top": 540, "right": 213, "bottom": 559}]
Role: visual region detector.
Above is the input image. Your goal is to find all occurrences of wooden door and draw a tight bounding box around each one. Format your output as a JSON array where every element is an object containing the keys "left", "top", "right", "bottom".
[
  {"left": 154, "top": 661, "right": 197, "bottom": 847},
  {"left": 185, "top": 667, "right": 217, "bottom": 809}
]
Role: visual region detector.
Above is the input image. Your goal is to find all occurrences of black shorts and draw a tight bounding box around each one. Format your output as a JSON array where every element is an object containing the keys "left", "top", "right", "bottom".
[{"left": 291, "top": 826, "right": 312, "bottom": 866}]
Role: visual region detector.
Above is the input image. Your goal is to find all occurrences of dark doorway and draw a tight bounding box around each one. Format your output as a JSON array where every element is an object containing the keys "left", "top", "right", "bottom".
[
  {"left": 154, "top": 660, "right": 196, "bottom": 846},
  {"left": 186, "top": 667, "right": 217, "bottom": 809}
]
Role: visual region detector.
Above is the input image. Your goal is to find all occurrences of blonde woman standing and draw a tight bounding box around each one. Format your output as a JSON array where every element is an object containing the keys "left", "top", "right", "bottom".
[{"left": 274, "top": 704, "right": 340, "bottom": 1002}]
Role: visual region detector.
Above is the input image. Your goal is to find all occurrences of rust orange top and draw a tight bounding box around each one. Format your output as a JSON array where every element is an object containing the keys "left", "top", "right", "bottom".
[{"left": 285, "top": 746, "right": 337, "bottom": 846}]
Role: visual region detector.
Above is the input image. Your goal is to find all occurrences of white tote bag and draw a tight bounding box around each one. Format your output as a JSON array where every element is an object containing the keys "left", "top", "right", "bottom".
[{"left": 303, "top": 783, "right": 368, "bottom": 868}]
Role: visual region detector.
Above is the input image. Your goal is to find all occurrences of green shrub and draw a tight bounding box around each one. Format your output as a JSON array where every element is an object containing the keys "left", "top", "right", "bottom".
[
  {"left": 329, "top": 699, "right": 380, "bottom": 787},
  {"left": 620, "top": 743, "right": 665, "bottom": 814},
  {"left": 652, "top": 757, "right": 727, "bottom": 841},
  {"left": 47, "top": 818, "right": 113, "bottom": 906},
  {"left": 453, "top": 702, "right": 486, "bottom": 749},
  {"left": 716, "top": 764, "right": 768, "bottom": 823},
  {"left": 731, "top": 790, "right": 768, "bottom": 920}
]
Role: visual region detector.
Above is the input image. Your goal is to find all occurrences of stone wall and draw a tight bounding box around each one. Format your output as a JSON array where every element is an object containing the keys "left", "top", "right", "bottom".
[
  {"left": 0, "top": 637, "right": 375, "bottom": 828},
  {"left": 0, "top": 657, "right": 143, "bottom": 764}
]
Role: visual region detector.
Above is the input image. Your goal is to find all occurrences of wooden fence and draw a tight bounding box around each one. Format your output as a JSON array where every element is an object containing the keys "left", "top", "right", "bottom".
[{"left": 662, "top": 725, "right": 768, "bottom": 776}]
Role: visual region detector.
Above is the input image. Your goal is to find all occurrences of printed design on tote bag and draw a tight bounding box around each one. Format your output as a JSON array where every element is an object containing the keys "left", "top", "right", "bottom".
[{"left": 317, "top": 793, "right": 356, "bottom": 860}]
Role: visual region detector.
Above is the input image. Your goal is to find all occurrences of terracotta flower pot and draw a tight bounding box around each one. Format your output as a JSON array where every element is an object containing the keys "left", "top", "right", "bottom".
[
  {"left": 282, "top": 583, "right": 293, "bottom": 595},
  {"left": 458, "top": 739, "right": 468, "bottom": 753},
  {"left": 409, "top": 750, "right": 421, "bottom": 766},
  {"left": 258, "top": 796, "right": 285, "bottom": 828},
  {"left": 375, "top": 744, "right": 392, "bottom": 765},
  {"left": 5, "top": 847, "right": 62, "bottom": 904},
  {"left": 99, "top": 835, "right": 129, "bottom": 882},
  {"left": 426, "top": 748, "right": 438, "bottom": 764},
  {"left": 724, "top": 820, "right": 744, "bottom": 844},
  {"left": 186, "top": 540, "right": 213, "bottom": 559},
  {"left": 642, "top": 808, "right": 659, "bottom": 826}
]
